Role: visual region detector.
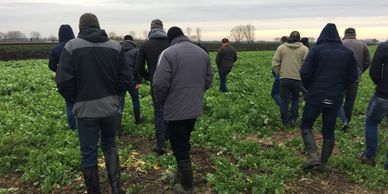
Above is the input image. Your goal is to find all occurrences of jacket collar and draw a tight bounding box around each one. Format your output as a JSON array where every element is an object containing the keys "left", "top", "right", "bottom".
[{"left": 170, "top": 35, "right": 190, "bottom": 46}]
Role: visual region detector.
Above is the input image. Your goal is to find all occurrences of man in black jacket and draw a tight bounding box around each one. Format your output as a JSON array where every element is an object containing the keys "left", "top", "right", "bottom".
[
  {"left": 356, "top": 41, "right": 388, "bottom": 170},
  {"left": 136, "top": 19, "right": 170, "bottom": 155},
  {"left": 56, "top": 13, "right": 130, "bottom": 193},
  {"left": 299, "top": 23, "right": 357, "bottom": 171}
]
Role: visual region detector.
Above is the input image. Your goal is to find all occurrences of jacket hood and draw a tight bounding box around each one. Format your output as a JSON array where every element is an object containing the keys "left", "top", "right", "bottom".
[
  {"left": 284, "top": 42, "right": 304, "bottom": 48},
  {"left": 170, "top": 35, "right": 190, "bottom": 46},
  {"left": 316, "top": 23, "right": 342, "bottom": 45},
  {"left": 148, "top": 29, "right": 167, "bottom": 39},
  {"left": 78, "top": 27, "right": 109, "bottom": 43},
  {"left": 120, "top": 40, "right": 136, "bottom": 51},
  {"left": 58, "top": 24, "right": 75, "bottom": 42}
]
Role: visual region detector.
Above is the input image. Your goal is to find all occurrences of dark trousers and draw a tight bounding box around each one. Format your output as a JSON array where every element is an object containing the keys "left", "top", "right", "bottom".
[
  {"left": 338, "top": 82, "right": 359, "bottom": 123},
  {"left": 65, "top": 100, "right": 76, "bottom": 129},
  {"left": 218, "top": 66, "right": 232, "bottom": 92},
  {"left": 77, "top": 116, "right": 117, "bottom": 168},
  {"left": 301, "top": 103, "right": 340, "bottom": 141},
  {"left": 271, "top": 79, "right": 281, "bottom": 107},
  {"left": 150, "top": 85, "right": 167, "bottom": 149},
  {"left": 118, "top": 87, "right": 141, "bottom": 117},
  {"left": 167, "top": 119, "right": 197, "bottom": 161},
  {"left": 280, "top": 78, "right": 301, "bottom": 124}
]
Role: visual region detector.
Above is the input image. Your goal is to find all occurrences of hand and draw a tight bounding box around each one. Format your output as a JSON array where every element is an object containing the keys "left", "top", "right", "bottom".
[{"left": 135, "top": 84, "right": 142, "bottom": 89}]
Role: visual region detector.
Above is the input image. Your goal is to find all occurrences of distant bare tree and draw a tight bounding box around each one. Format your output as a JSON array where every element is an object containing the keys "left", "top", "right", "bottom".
[
  {"left": 196, "top": 27, "right": 202, "bottom": 42},
  {"left": 143, "top": 30, "right": 149, "bottom": 40},
  {"left": 243, "top": 24, "right": 255, "bottom": 43},
  {"left": 186, "top": 27, "right": 192, "bottom": 39},
  {"left": 230, "top": 25, "right": 244, "bottom": 42},
  {"left": 30, "top": 31, "right": 41, "bottom": 40},
  {"left": 6, "top": 31, "right": 26, "bottom": 40},
  {"left": 47, "top": 34, "right": 58, "bottom": 42}
]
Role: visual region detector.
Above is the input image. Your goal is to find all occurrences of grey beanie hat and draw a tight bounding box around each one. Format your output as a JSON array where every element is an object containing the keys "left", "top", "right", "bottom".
[
  {"left": 79, "top": 13, "right": 100, "bottom": 31},
  {"left": 150, "top": 19, "right": 163, "bottom": 30}
]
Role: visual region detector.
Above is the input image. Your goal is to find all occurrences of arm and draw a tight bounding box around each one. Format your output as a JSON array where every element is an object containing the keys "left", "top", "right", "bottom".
[
  {"left": 362, "top": 44, "right": 371, "bottom": 73},
  {"left": 55, "top": 46, "right": 76, "bottom": 102},
  {"left": 272, "top": 47, "right": 282, "bottom": 75},
  {"left": 133, "top": 50, "right": 142, "bottom": 84},
  {"left": 233, "top": 49, "right": 238, "bottom": 63},
  {"left": 135, "top": 47, "right": 149, "bottom": 82},
  {"left": 299, "top": 49, "right": 316, "bottom": 90},
  {"left": 369, "top": 44, "right": 385, "bottom": 85},
  {"left": 118, "top": 49, "right": 133, "bottom": 92},
  {"left": 152, "top": 51, "right": 171, "bottom": 109},
  {"left": 346, "top": 52, "right": 358, "bottom": 88},
  {"left": 48, "top": 47, "right": 59, "bottom": 72},
  {"left": 205, "top": 57, "right": 214, "bottom": 90},
  {"left": 215, "top": 49, "right": 222, "bottom": 68}
]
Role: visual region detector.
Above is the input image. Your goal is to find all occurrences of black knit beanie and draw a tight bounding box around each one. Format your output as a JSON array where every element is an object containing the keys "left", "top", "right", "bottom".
[
  {"left": 167, "top": 26, "right": 184, "bottom": 43},
  {"left": 79, "top": 13, "right": 100, "bottom": 31}
]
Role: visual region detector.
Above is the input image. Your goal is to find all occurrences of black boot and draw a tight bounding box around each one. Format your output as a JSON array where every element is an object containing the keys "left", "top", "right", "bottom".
[
  {"left": 320, "top": 140, "right": 335, "bottom": 172},
  {"left": 82, "top": 165, "right": 101, "bottom": 194},
  {"left": 104, "top": 148, "right": 125, "bottom": 194},
  {"left": 174, "top": 159, "right": 193, "bottom": 194},
  {"left": 133, "top": 107, "right": 144, "bottom": 125},
  {"left": 301, "top": 129, "right": 320, "bottom": 169}
]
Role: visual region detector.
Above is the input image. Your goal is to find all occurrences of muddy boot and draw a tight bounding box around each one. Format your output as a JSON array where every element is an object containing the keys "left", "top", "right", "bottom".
[
  {"left": 104, "top": 148, "right": 125, "bottom": 194},
  {"left": 301, "top": 129, "right": 320, "bottom": 169},
  {"left": 320, "top": 140, "right": 335, "bottom": 172},
  {"left": 174, "top": 159, "right": 193, "bottom": 194},
  {"left": 82, "top": 165, "right": 101, "bottom": 194},
  {"left": 133, "top": 107, "right": 144, "bottom": 125}
]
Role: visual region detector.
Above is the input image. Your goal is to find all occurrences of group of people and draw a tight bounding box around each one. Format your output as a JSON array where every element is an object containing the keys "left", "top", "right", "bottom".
[
  {"left": 271, "top": 24, "right": 387, "bottom": 172},
  {"left": 48, "top": 12, "right": 387, "bottom": 193}
]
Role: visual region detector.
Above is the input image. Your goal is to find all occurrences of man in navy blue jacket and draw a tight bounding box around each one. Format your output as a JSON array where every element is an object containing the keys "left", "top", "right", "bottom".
[{"left": 299, "top": 23, "right": 358, "bottom": 171}]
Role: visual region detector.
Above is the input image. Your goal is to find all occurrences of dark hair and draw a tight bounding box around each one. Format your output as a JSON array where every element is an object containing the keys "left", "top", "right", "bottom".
[
  {"left": 300, "top": 37, "right": 310, "bottom": 48},
  {"left": 280, "top": 36, "right": 288, "bottom": 43},
  {"left": 124, "top": 35, "right": 134, "bottom": 41},
  {"left": 221, "top": 38, "right": 229, "bottom": 43}
]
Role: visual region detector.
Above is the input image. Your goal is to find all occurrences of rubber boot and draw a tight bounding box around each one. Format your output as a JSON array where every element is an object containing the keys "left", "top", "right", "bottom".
[
  {"left": 320, "top": 140, "right": 335, "bottom": 172},
  {"left": 133, "top": 107, "right": 144, "bottom": 125},
  {"left": 301, "top": 129, "right": 320, "bottom": 169},
  {"left": 174, "top": 159, "right": 193, "bottom": 194},
  {"left": 82, "top": 165, "right": 101, "bottom": 194},
  {"left": 104, "top": 148, "right": 125, "bottom": 194}
]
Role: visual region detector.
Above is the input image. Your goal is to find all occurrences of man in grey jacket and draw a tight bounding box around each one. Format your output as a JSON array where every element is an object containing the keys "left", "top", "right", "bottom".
[
  {"left": 338, "top": 27, "right": 371, "bottom": 131},
  {"left": 153, "top": 27, "right": 213, "bottom": 193}
]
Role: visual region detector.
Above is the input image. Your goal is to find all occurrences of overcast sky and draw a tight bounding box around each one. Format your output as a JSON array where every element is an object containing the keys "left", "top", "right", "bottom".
[{"left": 1, "top": 0, "right": 388, "bottom": 41}]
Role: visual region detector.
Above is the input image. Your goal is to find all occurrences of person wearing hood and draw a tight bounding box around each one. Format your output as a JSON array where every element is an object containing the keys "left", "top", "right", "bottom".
[
  {"left": 356, "top": 41, "right": 388, "bottom": 170},
  {"left": 136, "top": 19, "right": 170, "bottom": 155},
  {"left": 48, "top": 24, "right": 76, "bottom": 130},
  {"left": 216, "top": 38, "right": 237, "bottom": 92},
  {"left": 153, "top": 26, "right": 213, "bottom": 193},
  {"left": 272, "top": 31, "right": 309, "bottom": 128},
  {"left": 338, "top": 27, "right": 371, "bottom": 132},
  {"left": 56, "top": 13, "right": 131, "bottom": 193},
  {"left": 299, "top": 23, "right": 358, "bottom": 171},
  {"left": 117, "top": 35, "right": 144, "bottom": 136}
]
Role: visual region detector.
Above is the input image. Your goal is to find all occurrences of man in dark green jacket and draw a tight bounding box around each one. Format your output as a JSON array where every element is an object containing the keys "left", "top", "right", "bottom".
[{"left": 216, "top": 38, "right": 237, "bottom": 92}]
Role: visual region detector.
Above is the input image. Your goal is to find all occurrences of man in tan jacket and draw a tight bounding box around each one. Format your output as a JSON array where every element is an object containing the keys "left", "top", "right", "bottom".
[
  {"left": 272, "top": 31, "right": 309, "bottom": 128},
  {"left": 338, "top": 27, "right": 371, "bottom": 132}
]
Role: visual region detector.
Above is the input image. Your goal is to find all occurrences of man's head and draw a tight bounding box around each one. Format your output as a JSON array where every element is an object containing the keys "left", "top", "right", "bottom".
[
  {"left": 150, "top": 19, "right": 163, "bottom": 30},
  {"left": 221, "top": 38, "right": 229, "bottom": 44},
  {"left": 288, "top": 31, "right": 301, "bottom": 43},
  {"left": 124, "top": 35, "right": 134, "bottom": 41},
  {"left": 344, "top": 27, "right": 356, "bottom": 37},
  {"left": 280, "top": 36, "right": 288, "bottom": 43},
  {"left": 79, "top": 13, "right": 100, "bottom": 31},
  {"left": 167, "top": 26, "right": 184, "bottom": 43}
]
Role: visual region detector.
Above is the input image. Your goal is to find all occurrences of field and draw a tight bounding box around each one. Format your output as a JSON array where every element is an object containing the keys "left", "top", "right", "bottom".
[{"left": 1, "top": 47, "right": 388, "bottom": 193}]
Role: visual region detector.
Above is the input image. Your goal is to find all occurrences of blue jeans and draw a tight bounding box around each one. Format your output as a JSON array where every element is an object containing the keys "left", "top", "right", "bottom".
[
  {"left": 280, "top": 79, "right": 301, "bottom": 124},
  {"left": 65, "top": 100, "right": 76, "bottom": 129},
  {"left": 118, "top": 87, "right": 141, "bottom": 115},
  {"left": 301, "top": 103, "right": 340, "bottom": 141},
  {"left": 271, "top": 79, "right": 281, "bottom": 107},
  {"left": 218, "top": 66, "right": 232, "bottom": 92},
  {"left": 77, "top": 116, "right": 117, "bottom": 168},
  {"left": 363, "top": 95, "right": 388, "bottom": 169}
]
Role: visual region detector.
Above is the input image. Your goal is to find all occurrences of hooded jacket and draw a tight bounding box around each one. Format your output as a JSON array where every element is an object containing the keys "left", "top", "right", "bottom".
[
  {"left": 300, "top": 23, "right": 358, "bottom": 107},
  {"left": 342, "top": 36, "right": 371, "bottom": 80},
  {"left": 152, "top": 35, "right": 214, "bottom": 121},
  {"left": 136, "top": 29, "right": 169, "bottom": 83},
  {"left": 120, "top": 40, "right": 141, "bottom": 84},
  {"left": 370, "top": 41, "right": 388, "bottom": 99},
  {"left": 48, "top": 25, "right": 75, "bottom": 72},
  {"left": 272, "top": 42, "right": 309, "bottom": 80},
  {"left": 56, "top": 27, "right": 132, "bottom": 118}
]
